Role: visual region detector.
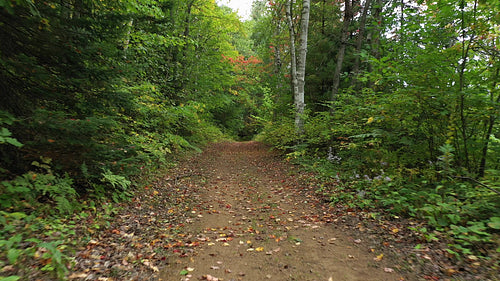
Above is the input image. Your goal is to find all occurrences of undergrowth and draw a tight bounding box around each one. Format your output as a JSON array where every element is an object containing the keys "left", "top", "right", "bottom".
[
  {"left": 259, "top": 114, "right": 500, "bottom": 267},
  {"left": 0, "top": 114, "right": 224, "bottom": 280}
]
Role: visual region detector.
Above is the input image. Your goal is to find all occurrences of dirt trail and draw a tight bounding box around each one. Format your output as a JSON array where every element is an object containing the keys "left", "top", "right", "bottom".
[{"left": 159, "top": 142, "right": 409, "bottom": 281}]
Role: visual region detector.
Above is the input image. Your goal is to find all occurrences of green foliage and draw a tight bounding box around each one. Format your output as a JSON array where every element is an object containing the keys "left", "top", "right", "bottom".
[
  {"left": 259, "top": 97, "right": 499, "bottom": 258},
  {"left": 0, "top": 0, "right": 238, "bottom": 197},
  {"left": 0, "top": 112, "right": 22, "bottom": 148},
  {"left": 0, "top": 1, "right": 251, "bottom": 279},
  {"left": 0, "top": 211, "right": 74, "bottom": 279},
  {"left": 0, "top": 276, "right": 21, "bottom": 281},
  {"left": 102, "top": 170, "right": 131, "bottom": 190},
  {"left": 0, "top": 170, "right": 76, "bottom": 215},
  {"left": 256, "top": 116, "right": 297, "bottom": 150},
  {"left": 255, "top": 0, "right": 500, "bottom": 261}
]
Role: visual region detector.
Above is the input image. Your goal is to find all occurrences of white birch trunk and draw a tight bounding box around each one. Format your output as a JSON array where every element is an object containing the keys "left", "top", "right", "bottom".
[
  {"left": 295, "top": 0, "right": 310, "bottom": 133},
  {"left": 286, "top": 0, "right": 310, "bottom": 134}
]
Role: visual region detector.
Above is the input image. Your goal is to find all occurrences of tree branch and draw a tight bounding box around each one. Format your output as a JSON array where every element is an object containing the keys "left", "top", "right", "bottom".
[{"left": 454, "top": 176, "right": 500, "bottom": 196}]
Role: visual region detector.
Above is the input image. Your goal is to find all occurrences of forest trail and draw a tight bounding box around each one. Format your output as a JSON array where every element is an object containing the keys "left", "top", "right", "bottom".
[{"left": 158, "top": 142, "right": 409, "bottom": 281}]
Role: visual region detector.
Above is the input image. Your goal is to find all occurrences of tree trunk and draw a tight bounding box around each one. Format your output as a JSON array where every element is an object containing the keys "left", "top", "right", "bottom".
[
  {"left": 351, "top": 0, "right": 372, "bottom": 88},
  {"left": 184, "top": 0, "right": 195, "bottom": 38},
  {"left": 456, "top": 0, "right": 477, "bottom": 173},
  {"left": 321, "top": 0, "right": 326, "bottom": 35},
  {"left": 478, "top": 67, "right": 500, "bottom": 178},
  {"left": 272, "top": 8, "right": 283, "bottom": 122},
  {"left": 295, "top": 0, "right": 310, "bottom": 133},
  {"left": 285, "top": 0, "right": 298, "bottom": 113},
  {"left": 371, "top": 0, "right": 382, "bottom": 61},
  {"left": 172, "top": 0, "right": 195, "bottom": 92},
  {"left": 367, "top": 0, "right": 382, "bottom": 89},
  {"left": 123, "top": 19, "right": 134, "bottom": 58},
  {"left": 330, "top": 0, "right": 352, "bottom": 107}
]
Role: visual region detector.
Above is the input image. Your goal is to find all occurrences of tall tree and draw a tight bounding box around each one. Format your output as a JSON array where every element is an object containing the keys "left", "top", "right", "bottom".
[
  {"left": 330, "top": 0, "right": 353, "bottom": 106},
  {"left": 295, "top": 0, "right": 310, "bottom": 133},
  {"left": 286, "top": 0, "right": 310, "bottom": 133},
  {"left": 351, "top": 0, "right": 373, "bottom": 87},
  {"left": 285, "top": 0, "right": 298, "bottom": 108}
]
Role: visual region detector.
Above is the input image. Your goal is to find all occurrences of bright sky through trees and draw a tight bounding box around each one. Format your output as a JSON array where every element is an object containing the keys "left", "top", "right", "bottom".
[{"left": 217, "top": 0, "right": 254, "bottom": 20}]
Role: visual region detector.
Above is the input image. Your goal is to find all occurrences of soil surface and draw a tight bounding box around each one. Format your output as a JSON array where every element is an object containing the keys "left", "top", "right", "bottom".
[
  {"left": 67, "top": 141, "right": 499, "bottom": 281},
  {"left": 157, "top": 142, "right": 409, "bottom": 281}
]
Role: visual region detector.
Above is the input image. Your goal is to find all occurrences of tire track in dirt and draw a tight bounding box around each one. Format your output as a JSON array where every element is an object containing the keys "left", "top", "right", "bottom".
[{"left": 159, "top": 142, "right": 410, "bottom": 281}]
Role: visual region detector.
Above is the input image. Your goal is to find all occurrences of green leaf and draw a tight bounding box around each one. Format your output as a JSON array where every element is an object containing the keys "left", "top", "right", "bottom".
[
  {"left": 0, "top": 127, "right": 22, "bottom": 147},
  {"left": 41, "top": 264, "right": 55, "bottom": 272},
  {"left": 466, "top": 222, "right": 490, "bottom": 236},
  {"left": 7, "top": 248, "right": 22, "bottom": 264},
  {"left": 0, "top": 276, "right": 21, "bottom": 281},
  {"left": 7, "top": 212, "right": 28, "bottom": 220},
  {"left": 25, "top": 238, "right": 42, "bottom": 243},
  {"left": 180, "top": 269, "right": 189, "bottom": 275},
  {"left": 288, "top": 236, "right": 302, "bottom": 242},
  {"left": 0, "top": 0, "right": 15, "bottom": 14},
  {"left": 487, "top": 217, "right": 500, "bottom": 230},
  {"left": 0, "top": 127, "right": 12, "bottom": 137},
  {"left": 6, "top": 137, "right": 23, "bottom": 147}
]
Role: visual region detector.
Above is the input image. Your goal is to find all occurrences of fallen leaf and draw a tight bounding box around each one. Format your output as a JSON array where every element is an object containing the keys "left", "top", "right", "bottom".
[
  {"left": 467, "top": 255, "right": 478, "bottom": 261},
  {"left": 354, "top": 239, "right": 361, "bottom": 244},
  {"left": 374, "top": 253, "right": 384, "bottom": 261},
  {"left": 211, "top": 266, "right": 220, "bottom": 270},
  {"left": 69, "top": 272, "right": 88, "bottom": 279},
  {"left": 256, "top": 247, "right": 264, "bottom": 252},
  {"left": 384, "top": 267, "right": 394, "bottom": 273},
  {"left": 202, "top": 274, "right": 219, "bottom": 281},
  {"left": 445, "top": 268, "right": 457, "bottom": 276},
  {"left": 0, "top": 265, "right": 15, "bottom": 273},
  {"left": 150, "top": 265, "right": 159, "bottom": 272}
]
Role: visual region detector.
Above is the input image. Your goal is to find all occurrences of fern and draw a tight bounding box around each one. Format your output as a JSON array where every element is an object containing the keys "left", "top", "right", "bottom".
[
  {"left": 54, "top": 196, "right": 73, "bottom": 215},
  {"left": 101, "top": 170, "right": 131, "bottom": 190},
  {"left": 0, "top": 172, "right": 76, "bottom": 214}
]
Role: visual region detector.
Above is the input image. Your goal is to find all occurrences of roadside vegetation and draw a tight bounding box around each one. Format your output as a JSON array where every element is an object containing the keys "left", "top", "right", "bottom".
[{"left": 1, "top": 0, "right": 499, "bottom": 280}]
